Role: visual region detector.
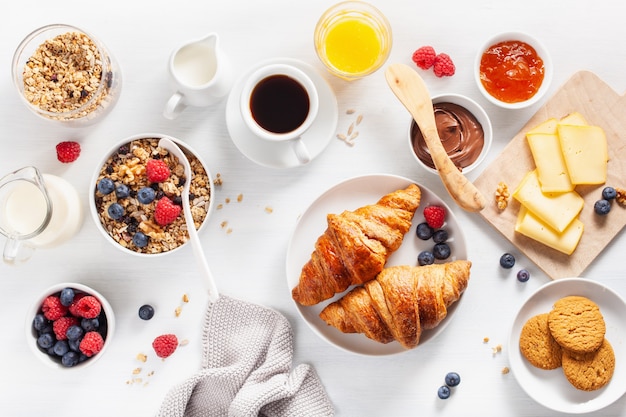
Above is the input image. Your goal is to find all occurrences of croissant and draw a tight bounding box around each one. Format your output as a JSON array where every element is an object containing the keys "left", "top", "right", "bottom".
[
  {"left": 291, "top": 184, "right": 422, "bottom": 306},
  {"left": 319, "top": 260, "right": 471, "bottom": 349}
]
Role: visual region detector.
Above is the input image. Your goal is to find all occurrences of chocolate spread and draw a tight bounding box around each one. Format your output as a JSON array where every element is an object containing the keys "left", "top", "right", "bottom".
[{"left": 411, "top": 102, "right": 485, "bottom": 171}]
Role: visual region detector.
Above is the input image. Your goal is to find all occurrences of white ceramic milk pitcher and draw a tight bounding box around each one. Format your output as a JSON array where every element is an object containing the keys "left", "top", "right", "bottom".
[
  {"left": 163, "top": 33, "right": 233, "bottom": 119},
  {"left": 0, "top": 166, "right": 83, "bottom": 264}
]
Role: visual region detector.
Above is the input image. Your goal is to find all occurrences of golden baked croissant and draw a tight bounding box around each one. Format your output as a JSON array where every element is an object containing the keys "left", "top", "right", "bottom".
[
  {"left": 319, "top": 260, "right": 471, "bottom": 349},
  {"left": 291, "top": 184, "right": 422, "bottom": 306}
]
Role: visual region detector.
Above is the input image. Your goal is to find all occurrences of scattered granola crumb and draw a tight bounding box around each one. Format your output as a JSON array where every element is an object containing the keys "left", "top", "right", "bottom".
[
  {"left": 237, "top": 194, "right": 243, "bottom": 202},
  {"left": 136, "top": 353, "right": 147, "bottom": 363},
  {"left": 492, "top": 344, "right": 503, "bottom": 355},
  {"left": 501, "top": 367, "right": 510, "bottom": 374},
  {"left": 147, "top": 371, "right": 155, "bottom": 377},
  {"left": 483, "top": 337, "right": 490, "bottom": 343},
  {"left": 217, "top": 203, "right": 224, "bottom": 210},
  {"left": 220, "top": 221, "right": 228, "bottom": 228},
  {"left": 182, "top": 294, "right": 189, "bottom": 303},
  {"left": 179, "top": 339, "right": 189, "bottom": 347},
  {"left": 226, "top": 228, "right": 233, "bottom": 234},
  {"left": 495, "top": 182, "right": 510, "bottom": 210},
  {"left": 346, "top": 109, "right": 355, "bottom": 115},
  {"left": 265, "top": 206, "right": 274, "bottom": 214},
  {"left": 213, "top": 173, "right": 223, "bottom": 186},
  {"left": 336, "top": 133, "right": 347, "bottom": 141},
  {"left": 225, "top": 198, "right": 231, "bottom": 204},
  {"left": 175, "top": 306, "right": 182, "bottom": 317},
  {"left": 347, "top": 122, "right": 354, "bottom": 135},
  {"left": 132, "top": 368, "right": 142, "bottom": 375},
  {"left": 356, "top": 114, "right": 363, "bottom": 125}
]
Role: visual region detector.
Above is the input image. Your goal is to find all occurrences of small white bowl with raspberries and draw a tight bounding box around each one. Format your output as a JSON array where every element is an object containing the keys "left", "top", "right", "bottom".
[
  {"left": 89, "top": 133, "right": 215, "bottom": 257},
  {"left": 26, "top": 282, "right": 115, "bottom": 369}
]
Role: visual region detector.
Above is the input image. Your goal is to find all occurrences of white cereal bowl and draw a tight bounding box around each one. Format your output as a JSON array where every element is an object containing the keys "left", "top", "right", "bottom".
[
  {"left": 26, "top": 282, "right": 115, "bottom": 369},
  {"left": 474, "top": 31, "right": 553, "bottom": 109},
  {"left": 89, "top": 133, "right": 214, "bottom": 257},
  {"left": 407, "top": 93, "right": 492, "bottom": 175}
]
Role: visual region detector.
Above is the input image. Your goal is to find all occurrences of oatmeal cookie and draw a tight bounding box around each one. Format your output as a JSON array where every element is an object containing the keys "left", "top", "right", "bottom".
[
  {"left": 562, "top": 338, "right": 615, "bottom": 391},
  {"left": 548, "top": 296, "right": 605, "bottom": 355},
  {"left": 519, "top": 313, "right": 562, "bottom": 370}
]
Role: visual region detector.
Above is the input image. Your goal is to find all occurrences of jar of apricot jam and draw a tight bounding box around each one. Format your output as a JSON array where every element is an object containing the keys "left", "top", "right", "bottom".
[{"left": 479, "top": 40, "right": 545, "bottom": 103}]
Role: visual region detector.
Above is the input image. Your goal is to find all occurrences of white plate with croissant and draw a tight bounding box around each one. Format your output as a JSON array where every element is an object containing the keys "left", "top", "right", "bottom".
[{"left": 286, "top": 174, "right": 469, "bottom": 355}]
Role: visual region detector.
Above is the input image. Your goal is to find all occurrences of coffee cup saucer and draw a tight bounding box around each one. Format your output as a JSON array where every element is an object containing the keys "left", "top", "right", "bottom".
[{"left": 226, "top": 58, "right": 338, "bottom": 168}]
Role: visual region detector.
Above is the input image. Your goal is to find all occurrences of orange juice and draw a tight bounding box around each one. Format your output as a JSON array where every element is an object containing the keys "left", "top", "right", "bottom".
[
  {"left": 315, "top": 2, "right": 392, "bottom": 80},
  {"left": 324, "top": 17, "right": 382, "bottom": 75}
]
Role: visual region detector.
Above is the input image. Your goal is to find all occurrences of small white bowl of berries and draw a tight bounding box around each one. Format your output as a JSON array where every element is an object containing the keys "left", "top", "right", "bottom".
[{"left": 26, "top": 283, "right": 114, "bottom": 369}]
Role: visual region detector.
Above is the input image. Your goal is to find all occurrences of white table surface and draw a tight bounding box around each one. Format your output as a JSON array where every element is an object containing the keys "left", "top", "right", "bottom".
[{"left": 2, "top": 0, "right": 626, "bottom": 416}]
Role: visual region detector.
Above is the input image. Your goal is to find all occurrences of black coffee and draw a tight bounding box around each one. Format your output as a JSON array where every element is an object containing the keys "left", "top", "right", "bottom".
[{"left": 250, "top": 75, "right": 310, "bottom": 134}]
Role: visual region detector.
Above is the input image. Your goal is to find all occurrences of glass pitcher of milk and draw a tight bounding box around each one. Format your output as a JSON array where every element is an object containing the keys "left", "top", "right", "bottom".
[{"left": 0, "top": 166, "right": 83, "bottom": 264}]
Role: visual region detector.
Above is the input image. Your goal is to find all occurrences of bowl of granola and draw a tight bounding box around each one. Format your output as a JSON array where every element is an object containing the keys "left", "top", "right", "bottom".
[
  {"left": 26, "top": 282, "right": 114, "bottom": 369},
  {"left": 12, "top": 24, "right": 122, "bottom": 126},
  {"left": 89, "top": 134, "right": 214, "bottom": 256}
]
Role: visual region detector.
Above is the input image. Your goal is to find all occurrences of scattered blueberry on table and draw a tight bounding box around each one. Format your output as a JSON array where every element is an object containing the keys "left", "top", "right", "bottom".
[{"left": 499, "top": 253, "right": 515, "bottom": 269}]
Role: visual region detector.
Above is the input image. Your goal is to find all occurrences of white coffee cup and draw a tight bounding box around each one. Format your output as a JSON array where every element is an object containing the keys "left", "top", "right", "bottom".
[
  {"left": 239, "top": 64, "right": 319, "bottom": 165},
  {"left": 163, "top": 33, "right": 233, "bottom": 120}
]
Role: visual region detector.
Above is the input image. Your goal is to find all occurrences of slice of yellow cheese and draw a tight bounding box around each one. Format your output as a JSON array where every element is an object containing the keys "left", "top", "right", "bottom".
[
  {"left": 515, "top": 206, "right": 584, "bottom": 255},
  {"left": 558, "top": 111, "right": 588, "bottom": 126},
  {"left": 526, "top": 133, "right": 574, "bottom": 192},
  {"left": 557, "top": 124, "right": 608, "bottom": 185},
  {"left": 527, "top": 118, "right": 558, "bottom": 135},
  {"left": 512, "top": 170, "right": 584, "bottom": 233}
]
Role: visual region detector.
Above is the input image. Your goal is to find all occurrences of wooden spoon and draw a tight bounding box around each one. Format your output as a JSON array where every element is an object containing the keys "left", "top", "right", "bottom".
[{"left": 385, "top": 63, "right": 487, "bottom": 212}]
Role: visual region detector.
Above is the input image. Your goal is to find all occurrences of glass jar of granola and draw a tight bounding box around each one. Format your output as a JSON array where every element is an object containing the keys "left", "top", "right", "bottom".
[{"left": 11, "top": 24, "right": 122, "bottom": 126}]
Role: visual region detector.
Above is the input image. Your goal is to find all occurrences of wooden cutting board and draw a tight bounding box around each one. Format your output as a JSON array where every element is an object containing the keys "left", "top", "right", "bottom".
[{"left": 474, "top": 71, "right": 626, "bottom": 280}]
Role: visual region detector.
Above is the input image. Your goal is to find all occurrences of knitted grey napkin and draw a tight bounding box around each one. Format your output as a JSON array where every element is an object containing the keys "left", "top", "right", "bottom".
[{"left": 157, "top": 295, "right": 334, "bottom": 417}]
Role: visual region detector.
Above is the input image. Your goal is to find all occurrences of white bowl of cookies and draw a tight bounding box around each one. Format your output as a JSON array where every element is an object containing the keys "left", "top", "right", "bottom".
[{"left": 509, "top": 278, "right": 626, "bottom": 413}]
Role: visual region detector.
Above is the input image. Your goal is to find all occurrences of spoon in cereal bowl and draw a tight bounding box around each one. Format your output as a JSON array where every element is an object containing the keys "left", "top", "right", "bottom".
[{"left": 158, "top": 137, "right": 219, "bottom": 303}]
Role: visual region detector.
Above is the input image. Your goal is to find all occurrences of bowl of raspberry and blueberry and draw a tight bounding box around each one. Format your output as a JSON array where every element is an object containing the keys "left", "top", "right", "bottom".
[
  {"left": 89, "top": 134, "right": 214, "bottom": 256},
  {"left": 27, "top": 283, "right": 114, "bottom": 368}
]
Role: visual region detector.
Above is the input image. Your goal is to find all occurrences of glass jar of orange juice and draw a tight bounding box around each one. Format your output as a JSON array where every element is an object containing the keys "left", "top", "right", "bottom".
[{"left": 314, "top": 1, "right": 392, "bottom": 80}]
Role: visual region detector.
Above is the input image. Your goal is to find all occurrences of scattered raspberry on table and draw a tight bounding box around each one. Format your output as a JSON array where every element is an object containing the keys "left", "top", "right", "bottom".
[
  {"left": 55, "top": 141, "right": 81, "bottom": 163},
  {"left": 412, "top": 46, "right": 437, "bottom": 70},
  {"left": 433, "top": 53, "right": 456, "bottom": 77},
  {"left": 152, "top": 334, "right": 178, "bottom": 358}
]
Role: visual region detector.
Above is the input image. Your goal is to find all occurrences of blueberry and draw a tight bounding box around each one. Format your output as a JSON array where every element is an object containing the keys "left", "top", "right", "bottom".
[
  {"left": 59, "top": 287, "right": 75, "bottom": 306},
  {"left": 418, "top": 251, "right": 435, "bottom": 266},
  {"left": 61, "top": 351, "right": 79, "bottom": 367},
  {"left": 97, "top": 178, "right": 115, "bottom": 195},
  {"left": 416, "top": 222, "right": 434, "bottom": 240},
  {"left": 81, "top": 318, "right": 99, "bottom": 332},
  {"left": 137, "top": 187, "right": 156, "bottom": 204},
  {"left": 115, "top": 184, "right": 130, "bottom": 199},
  {"left": 37, "top": 333, "right": 55, "bottom": 350},
  {"left": 499, "top": 253, "right": 515, "bottom": 269},
  {"left": 66, "top": 325, "right": 84, "bottom": 341},
  {"left": 594, "top": 199, "right": 611, "bottom": 215},
  {"left": 433, "top": 242, "right": 451, "bottom": 260},
  {"left": 53, "top": 340, "right": 69, "bottom": 356},
  {"left": 132, "top": 232, "right": 149, "bottom": 248},
  {"left": 68, "top": 337, "right": 81, "bottom": 352},
  {"left": 107, "top": 203, "right": 125, "bottom": 220},
  {"left": 432, "top": 229, "right": 449, "bottom": 244},
  {"left": 33, "top": 314, "right": 48, "bottom": 332},
  {"left": 437, "top": 385, "right": 451, "bottom": 399},
  {"left": 602, "top": 186, "right": 617, "bottom": 200},
  {"left": 138, "top": 304, "right": 155, "bottom": 320},
  {"left": 445, "top": 372, "right": 461, "bottom": 387},
  {"left": 517, "top": 269, "right": 530, "bottom": 282}
]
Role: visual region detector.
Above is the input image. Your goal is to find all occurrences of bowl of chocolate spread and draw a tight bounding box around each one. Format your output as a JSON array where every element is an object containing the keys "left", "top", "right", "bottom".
[{"left": 408, "top": 93, "right": 492, "bottom": 175}]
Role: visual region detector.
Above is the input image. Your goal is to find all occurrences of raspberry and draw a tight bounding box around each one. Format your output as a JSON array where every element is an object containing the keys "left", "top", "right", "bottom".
[
  {"left": 68, "top": 293, "right": 86, "bottom": 316},
  {"left": 55, "top": 141, "right": 81, "bottom": 163},
  {"left": 79, "top": 331, "right": 104, "bottom": 357},
  {"left": 145, "top": 159, "right": 170, "bottom": 183},
  {"left": 423, "top": 205, "right": 446, "bottom": 229},
  {"left": 433, "top": 53, "right": 455, "bottom": 77},
  {"left": 73, "top": 295, "right": 102, "bottom": 319},
  {"left": 53, "top": 316, "right": 78, "bottom": 340},
  {"left": 412, "top": 46, "right": 437, "bottom": 70},
  {"left": 152, "top": 334, "right": 178, "bottom": 358},
  {"left": 154, "top": 197, "right": 181, "bottom": 226},
  {"left": 41, "top": 296, "right": 68, "bottom": 321}
]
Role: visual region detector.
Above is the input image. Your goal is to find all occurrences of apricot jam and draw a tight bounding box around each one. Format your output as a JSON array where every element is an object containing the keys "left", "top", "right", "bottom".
[{"left": 479, "top": 40, "right": 544, "bottom": 103}]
